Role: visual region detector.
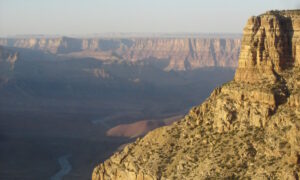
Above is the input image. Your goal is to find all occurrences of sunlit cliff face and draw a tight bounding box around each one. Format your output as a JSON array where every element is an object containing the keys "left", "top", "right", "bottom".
[{"left": 92, "top": 10, "right": 300, "bottom": 180}]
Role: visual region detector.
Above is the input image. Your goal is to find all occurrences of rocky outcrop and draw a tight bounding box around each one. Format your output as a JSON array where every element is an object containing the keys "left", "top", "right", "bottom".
[
  {"left": 0, "top": 37, "right": 240, "bottom": 71},
  {"left": 0, "top": 46, "right": 18, "bottom": 70},
  {"left": 235, "top": 10, "right": 300, "bottom": 83},
  {"left": 92, "top": 10, "right": 300, "bottom": 179},
  {"left": 0, "top": 46, "right": 18, "bottom": 86}
]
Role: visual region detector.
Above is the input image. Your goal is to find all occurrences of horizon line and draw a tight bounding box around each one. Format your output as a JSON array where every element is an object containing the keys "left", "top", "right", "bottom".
[{"left": 0, "top": 32, "right": 243, "bottom": 39}]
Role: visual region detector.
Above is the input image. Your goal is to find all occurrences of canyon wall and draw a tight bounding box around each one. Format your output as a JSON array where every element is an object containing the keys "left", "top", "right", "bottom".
[
  {"left": 0, "top": 37, "right": 241, "bottom": 71},
  {"left": 92, "top": 10, "right": 300, "bottom": 180}
]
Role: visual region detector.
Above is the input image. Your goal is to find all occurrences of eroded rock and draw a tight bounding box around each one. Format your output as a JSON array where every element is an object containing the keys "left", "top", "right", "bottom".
[{"left": 92, "top": 10, "right": 300, "bottom": 180}]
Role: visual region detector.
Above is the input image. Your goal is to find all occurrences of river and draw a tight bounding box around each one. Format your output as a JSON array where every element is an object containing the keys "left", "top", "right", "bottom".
[{"left": 50, "top": 154, "right": 72, "bottom": 180}]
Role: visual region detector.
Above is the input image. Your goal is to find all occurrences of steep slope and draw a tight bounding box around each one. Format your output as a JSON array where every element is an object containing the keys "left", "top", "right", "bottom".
[
  {"left": 0, "top": 37, "right": 240, "bottom": 71},
  {"left": 92, "top": 10, "right": 300, "bottom": 179}
]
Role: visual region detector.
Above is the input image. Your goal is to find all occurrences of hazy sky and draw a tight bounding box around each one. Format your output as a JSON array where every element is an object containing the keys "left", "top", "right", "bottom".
[{"left": 0, "top": 0, "right": 299, "bottom": 36}]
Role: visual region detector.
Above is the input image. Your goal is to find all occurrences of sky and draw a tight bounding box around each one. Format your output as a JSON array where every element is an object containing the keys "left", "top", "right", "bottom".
[{"left": 0, "top": 0, "right": 299, "bottom": 36}]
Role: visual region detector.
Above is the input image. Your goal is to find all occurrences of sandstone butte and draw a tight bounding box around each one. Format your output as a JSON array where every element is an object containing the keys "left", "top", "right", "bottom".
[{"left": 92, "top": 10, "right": 300, "bottom": 179}]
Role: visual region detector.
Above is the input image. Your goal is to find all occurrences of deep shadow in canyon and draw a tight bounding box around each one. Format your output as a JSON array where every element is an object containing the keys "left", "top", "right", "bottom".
[{"left": 0, "top": 41, "right": 236, "bottom": 179}]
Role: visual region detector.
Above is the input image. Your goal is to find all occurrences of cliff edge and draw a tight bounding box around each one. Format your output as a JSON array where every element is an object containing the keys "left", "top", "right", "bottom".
[{"left": 92, "top": 10, "right": 300, "bottom": 179}]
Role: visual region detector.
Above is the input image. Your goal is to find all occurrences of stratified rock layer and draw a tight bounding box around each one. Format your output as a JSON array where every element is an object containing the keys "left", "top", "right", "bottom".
[
  {"left": 0, "top": 37, "right": 240, "bottom": 71},
  {"left": 92, "top": 10, "right": 300, "bottom": 180},
  {"left": 235, "top": 10, "right": 300, "bottom": 83}
]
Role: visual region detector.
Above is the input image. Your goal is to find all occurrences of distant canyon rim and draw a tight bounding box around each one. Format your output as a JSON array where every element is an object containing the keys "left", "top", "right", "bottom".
[{"left": 0, "top": 35, "right": 241, "bottom": 71}]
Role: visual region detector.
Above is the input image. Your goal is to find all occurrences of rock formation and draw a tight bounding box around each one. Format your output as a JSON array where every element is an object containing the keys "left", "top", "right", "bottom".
[
  {"left": 235, "top": 10, "right": 300, "bottom": 83},
  {"left": 0, "top": 46, "right": 18, "bottom": 70},
  {"left": 0, "top": 37, "right": 240, "bottom": 71},
  {"left": 92, "top": 10, "right": 300, "bottom": 179},
  {"left": 0, "top": 46, "right": 18, "bottom": 86}
]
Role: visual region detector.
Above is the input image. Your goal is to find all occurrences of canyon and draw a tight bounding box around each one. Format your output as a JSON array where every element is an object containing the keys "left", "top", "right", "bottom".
[
  {"left": 0, "top": 36, "right": 241, "bottom": 71},
  {"left": 92, "top": 10, "right": 300, "bottom": 180},
  {"left": 0, "top": 35, "right": 239, "bottom": 179}
]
